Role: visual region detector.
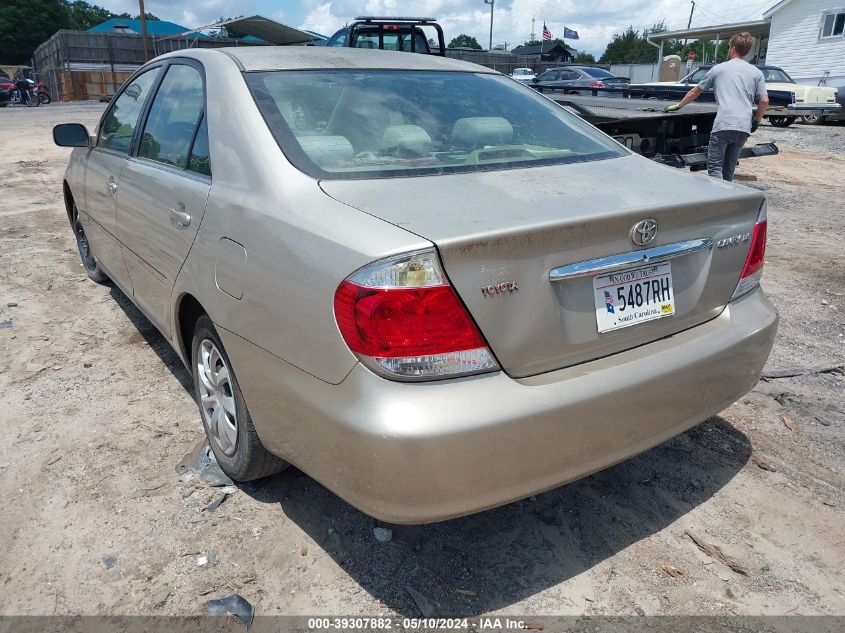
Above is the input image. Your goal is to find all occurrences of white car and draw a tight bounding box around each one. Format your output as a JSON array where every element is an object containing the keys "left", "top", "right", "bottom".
[{"left": 509, "top": 67, "right": 536, "bottom": 83}]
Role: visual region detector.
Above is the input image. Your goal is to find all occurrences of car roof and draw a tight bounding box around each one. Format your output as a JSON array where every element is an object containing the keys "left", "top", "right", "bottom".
[{"left": 196, "top": 46, "right": 495, "bottom": 73}]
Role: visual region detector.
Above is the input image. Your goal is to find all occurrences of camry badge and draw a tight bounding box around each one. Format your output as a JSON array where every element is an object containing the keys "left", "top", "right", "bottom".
[{"left": 631, "top": 219, "right": 658, "bottom": 246}]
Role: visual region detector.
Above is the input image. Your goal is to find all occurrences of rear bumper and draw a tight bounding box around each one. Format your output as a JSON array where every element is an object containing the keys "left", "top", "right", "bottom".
[
  {"left": 222, "top": 288, "right": 778, "bottom": 524},
  {"left": 786, "top": 103, "right": 841, "bottom": 112}
]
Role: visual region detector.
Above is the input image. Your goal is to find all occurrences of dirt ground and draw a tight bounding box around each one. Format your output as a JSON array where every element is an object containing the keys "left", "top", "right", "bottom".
[{"left": 0, "top": 103, "right": 843, "bottom": 618}]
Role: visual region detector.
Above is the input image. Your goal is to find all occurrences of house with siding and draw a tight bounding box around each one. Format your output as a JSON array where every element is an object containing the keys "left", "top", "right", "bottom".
[{"left": 763, "top": 0, "right": 845, "bottom": 87}]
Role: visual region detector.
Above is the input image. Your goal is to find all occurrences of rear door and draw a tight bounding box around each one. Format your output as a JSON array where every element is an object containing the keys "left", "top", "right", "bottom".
[
  {"left": 116, "top": 60, "right": 211, "bottom": 334},
  {"left": 80, "top": 66, "right": 161, "bottom": 290}
]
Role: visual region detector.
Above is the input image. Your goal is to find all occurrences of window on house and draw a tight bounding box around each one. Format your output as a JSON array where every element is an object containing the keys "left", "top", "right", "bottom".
[{"left": 820, "top": 11, "right": 845, "bottom": 38}]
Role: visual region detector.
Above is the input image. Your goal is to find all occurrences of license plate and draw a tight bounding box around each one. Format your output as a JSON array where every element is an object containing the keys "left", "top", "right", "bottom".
[{"left": 593, "top": 262, "right": 675, "bottom": 333}]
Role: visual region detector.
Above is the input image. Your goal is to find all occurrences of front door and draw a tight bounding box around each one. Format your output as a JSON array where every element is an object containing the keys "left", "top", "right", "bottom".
[
  {"left": 116, "top": 62, "right": 211, "bottom": 335},
  {"left": 80, "top": 66, "right": 161, "bottom": 289}
]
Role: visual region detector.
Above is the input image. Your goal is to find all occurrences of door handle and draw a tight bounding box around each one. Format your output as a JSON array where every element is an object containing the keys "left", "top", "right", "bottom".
[
  {"left": 107, "top": 177, "right": 118, "bottom": 196},
  {"left": 169, "top": 203, "right": 191, "bottom": 227}
]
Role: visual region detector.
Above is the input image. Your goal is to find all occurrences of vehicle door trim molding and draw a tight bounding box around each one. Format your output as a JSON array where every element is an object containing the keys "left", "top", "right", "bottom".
[{"left": 549, "top": 238, "right": 713, "bottom": 282}]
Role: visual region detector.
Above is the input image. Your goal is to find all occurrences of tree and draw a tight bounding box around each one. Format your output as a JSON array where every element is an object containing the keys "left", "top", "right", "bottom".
[
  {"left": 574, "top": 52, "right": 596, "bottom": 63},
  {"left": 66, "top": 0, "right": 111, "bottom": 30},
  {"left": 598, "top": 21, "right": 681, "bottom": 64},
  {"left": 0, "top": 0, "right": 72, "bottom": 64},
  {"left": 448, "top": 34, "right": 482, "bottom": 50}
]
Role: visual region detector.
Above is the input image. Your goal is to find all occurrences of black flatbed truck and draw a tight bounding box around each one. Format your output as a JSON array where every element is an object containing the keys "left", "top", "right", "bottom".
[{"left": 549, "top": 94, "right": 778, "bottom": 170}]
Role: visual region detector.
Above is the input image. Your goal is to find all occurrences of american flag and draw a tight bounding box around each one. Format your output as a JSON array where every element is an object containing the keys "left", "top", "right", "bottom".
[{"left": 542, "top": 23, "right": 552, "bottom": 41}]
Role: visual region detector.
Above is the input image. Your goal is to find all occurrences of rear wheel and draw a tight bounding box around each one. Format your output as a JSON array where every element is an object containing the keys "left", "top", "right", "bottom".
[
  {"left": 768, "top": 116, "right": 796, "bottom": 127},
  {"left": 38, "top": 92, "right": 51, "bottom": 105},
  {"left": 801, "top": 113, "right": 826, "bottom": 125},
  {"left": 72, "top": 205, "right": 109, "bottom": 283},
  {"left": 191, "top": 315, "right": 288, "bottom": 481}
]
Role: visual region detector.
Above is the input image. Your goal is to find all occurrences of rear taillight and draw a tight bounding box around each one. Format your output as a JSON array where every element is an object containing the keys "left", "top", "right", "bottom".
[
  {"left": 334, "top": 249, "right": 499, "bottom": 380},
  {"left": 590, "top": 80, "right": 605, "bottom": 88},
  {"left": 731, "top": 202, "right": 768, "bottom": 301}
]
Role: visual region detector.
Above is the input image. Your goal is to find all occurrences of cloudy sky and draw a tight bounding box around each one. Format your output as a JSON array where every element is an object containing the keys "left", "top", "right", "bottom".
[{"left": 94, "top": 0, "right": 777, "bottom": 56}]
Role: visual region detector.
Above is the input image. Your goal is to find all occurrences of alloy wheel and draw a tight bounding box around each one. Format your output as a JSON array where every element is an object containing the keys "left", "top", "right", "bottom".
[{"left": 196, "top": 339, "right": 239, "bottom": 456}]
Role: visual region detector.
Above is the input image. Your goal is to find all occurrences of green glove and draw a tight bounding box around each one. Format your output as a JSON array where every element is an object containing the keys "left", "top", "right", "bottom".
[{"left": 664, "top": 103, "right": 681, "bottom": 113}]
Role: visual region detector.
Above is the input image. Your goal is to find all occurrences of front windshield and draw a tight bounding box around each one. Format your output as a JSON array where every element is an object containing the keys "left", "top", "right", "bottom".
[{"left": 246, "top": 70, "right": 625, "bottom": 179}]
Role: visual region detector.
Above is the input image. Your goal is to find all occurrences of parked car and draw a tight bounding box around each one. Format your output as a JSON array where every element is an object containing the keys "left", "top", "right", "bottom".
[
  {"left": 801, "top": 85, "right": 844, "bottom": 125},
  {"left": 628, "top": 64, "right": 839, "bottom": 127},
  {"left": 509, "top": 67, "right": 536, "bottom": 83},
  {"left": 326, "top": 16, "right": 445, "bottom": 56},
  {"left": 532, "top": 66, "right": 630, "bottom": 95},
  {"left": 53, "top": 47, "right": 777, "bottom": 523}
]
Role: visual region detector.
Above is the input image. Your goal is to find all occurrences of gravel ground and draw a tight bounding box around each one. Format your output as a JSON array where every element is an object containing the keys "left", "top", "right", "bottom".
[{"left": 0, "top": 104, "right": 843, "bottom": 620}]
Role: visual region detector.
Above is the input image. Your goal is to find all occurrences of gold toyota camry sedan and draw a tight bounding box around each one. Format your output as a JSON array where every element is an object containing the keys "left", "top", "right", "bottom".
[{"left": 53, "top": 47, "right": 777, "bottom": 523}]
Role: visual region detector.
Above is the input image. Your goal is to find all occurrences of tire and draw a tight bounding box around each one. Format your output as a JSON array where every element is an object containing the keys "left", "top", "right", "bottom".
[
  {"left": 769, "top": 116, "right": 796, "bottom": 127},
  {"left": 25, "top": 93, "right": 39, "bottom": 107},
  {"left": 801, "top": 113, "right": 826, "bottom": 125},
  {"left": 191, "top": 315, "right": 288, "bottom": 482},
  {"left": 38, "top": 92, "right": 51, "bottom": 104},
  {"left": 71, "top": 204, "right": 109, "bottom": 283}
]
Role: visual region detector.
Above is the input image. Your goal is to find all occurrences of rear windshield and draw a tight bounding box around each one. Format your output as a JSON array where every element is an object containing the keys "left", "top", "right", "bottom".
[
  {"left": 761, "top": 68, "right": 793, "bottom": 83},
  {"left": 245, "top": 70, "right": 625, "bottom": 180},
  {"left": 582, "top": 68, "right": 615, "bottom": 78}
]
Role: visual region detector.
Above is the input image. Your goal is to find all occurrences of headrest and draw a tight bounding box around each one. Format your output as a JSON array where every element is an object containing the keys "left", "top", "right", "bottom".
[
  {"left": 451, "top": 117, "right": 513, "bottom": 149},
  {"left": 381, "top": 125, "right": 432, "bottom": 155},
  {"left": 297, "top": 135, "right": 353, "bottom": 167}
]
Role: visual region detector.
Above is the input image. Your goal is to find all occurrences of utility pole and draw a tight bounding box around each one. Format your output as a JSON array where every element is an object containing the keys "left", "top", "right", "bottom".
[
  {"left": 531, "top": 16, "right": 535, "bottom": 43},
  {"left": 683, "top": 1, "right": 695, "bottom": 46},
  {"left": 483, "top": 0, "right": 494, "bottom": 51},
  {"left": 139, "top": 0, "right": 150, "bottom": 61}
]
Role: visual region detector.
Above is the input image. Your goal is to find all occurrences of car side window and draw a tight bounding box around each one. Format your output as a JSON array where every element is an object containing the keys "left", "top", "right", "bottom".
[
  {"left": 137, "top": 64, "right": 204, "bottom": 169},
  {"left": 187, "top": 115, "right": 211, "bottom": 177},
  {"left": 98, "top": 68, "right": 160, "bottom": 154},
  {"left": 689, "top": 69, "right": 708, "bottom": 83},
  {"left": 560, "top": 71, "right": 579, "bottom": 80}
]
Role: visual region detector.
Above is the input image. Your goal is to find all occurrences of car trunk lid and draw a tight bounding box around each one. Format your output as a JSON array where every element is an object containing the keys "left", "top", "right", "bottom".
[{"left": 320, "top": 154, "right": 765, "bottom": 378}]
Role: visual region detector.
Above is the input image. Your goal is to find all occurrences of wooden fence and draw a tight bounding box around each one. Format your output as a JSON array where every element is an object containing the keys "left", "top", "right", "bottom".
[{"left": 32, "top": 30, "right": 255, "bottom": 102}]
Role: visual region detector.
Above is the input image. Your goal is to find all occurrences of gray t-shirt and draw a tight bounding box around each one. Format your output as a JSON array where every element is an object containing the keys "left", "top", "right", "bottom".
[{"left": 697, "top": 59, "right": 767, "bottom": 134}]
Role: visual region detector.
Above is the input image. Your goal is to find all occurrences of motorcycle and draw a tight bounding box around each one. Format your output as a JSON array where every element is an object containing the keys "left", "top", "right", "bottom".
[
  {"left": 0, "top": 79, "right": 44, "bottom": 107},
  {"left": 32, "top": 81, "right": 52, "bottom": 104}
]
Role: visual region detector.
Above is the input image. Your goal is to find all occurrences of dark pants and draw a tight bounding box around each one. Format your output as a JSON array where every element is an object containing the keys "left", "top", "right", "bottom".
[{"left": 707, "top": 130, "right": 749, "bottom": 181}]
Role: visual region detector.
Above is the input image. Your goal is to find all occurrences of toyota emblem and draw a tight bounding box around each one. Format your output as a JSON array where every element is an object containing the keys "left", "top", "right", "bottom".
[{"left": 631, "top": 219, "right": 658, "bottom": 246}]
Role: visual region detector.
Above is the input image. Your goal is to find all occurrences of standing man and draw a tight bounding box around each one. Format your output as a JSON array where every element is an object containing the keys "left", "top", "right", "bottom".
[{"left": 664, "top": 32, "right": 769, "bottom": 181}]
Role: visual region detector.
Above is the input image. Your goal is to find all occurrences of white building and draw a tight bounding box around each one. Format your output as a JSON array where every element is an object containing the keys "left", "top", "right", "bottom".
[{"left": 764, "top": 0, "right": 845, "bottom": 87}]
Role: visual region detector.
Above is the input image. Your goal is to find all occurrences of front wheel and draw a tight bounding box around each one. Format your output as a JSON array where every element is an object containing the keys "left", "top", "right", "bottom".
[
  {"left": 191, "top": 315, "right": 288, "bottom": 482},
  {"left": 25, "top": 92, "right": 39, "bottom": 107},
  {"left": 768, "top": 116, "right": 796, "bottom": 127},
  {"left": 38, "top": 91, "right": 51, "bottom": 104},
  {"left": 72, "top": 207, "right": 109, "bottom": 283}
]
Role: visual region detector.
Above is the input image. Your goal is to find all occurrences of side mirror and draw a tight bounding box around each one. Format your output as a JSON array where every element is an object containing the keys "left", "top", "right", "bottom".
[{"left": 53, "top": 123, "right": 91, "bottom": 148}]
